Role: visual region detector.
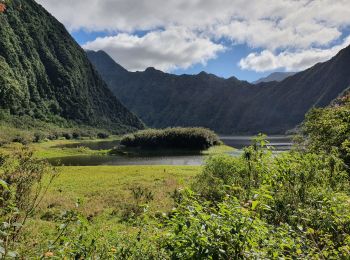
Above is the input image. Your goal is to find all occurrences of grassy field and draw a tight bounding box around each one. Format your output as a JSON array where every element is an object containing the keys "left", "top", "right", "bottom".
[
  {"left": 31, "top": 137, "right": 119, "bottom": 158},
  {"left": 40, "top": 165, "right": 200, "bottom": 216},
  {"left": 20, "top": 165, "right": 201, "bottom": 254},
  {"left": 1, "top": 137, "right": 233, "bottom": 254},
  {"left": 27, "top": 138, "right": 232, "bottom": 219}
]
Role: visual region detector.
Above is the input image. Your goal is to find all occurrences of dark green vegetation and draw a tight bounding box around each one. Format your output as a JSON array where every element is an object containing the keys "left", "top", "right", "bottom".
[
  {"left": 0, "top": 110, "right": 116, "bottom": 146},
  {"left": 300, "top": 89, "right": 350, "bottom": 167},
  {"left": 0, "top": 0, "right": 143, "bottom": 134},
  {"left": 1, "top": 96, "right": 349, "bottom": 258},
  {"left": 120, "top": 127, "right": 221, "bottom": 150},
  {"left": 87, "top": 47, "right": 350, "bottom": 134}
]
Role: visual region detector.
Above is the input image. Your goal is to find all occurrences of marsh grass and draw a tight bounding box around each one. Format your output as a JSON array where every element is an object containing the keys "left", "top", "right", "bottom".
[{"left": 120, "top": 127, "right": 221, "bottom": 150}]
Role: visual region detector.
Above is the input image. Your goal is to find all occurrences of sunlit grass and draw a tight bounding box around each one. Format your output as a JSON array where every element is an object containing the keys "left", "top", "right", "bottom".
[
  {"left": 41, "top": 165, "right": 200, "bottom": 215},
  {"left": 21, "top": 165, "right": 201, "bottom": 251}
]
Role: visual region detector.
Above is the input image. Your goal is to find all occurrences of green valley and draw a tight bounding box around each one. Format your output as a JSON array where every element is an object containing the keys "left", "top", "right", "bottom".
[{"left": 0, "top": 0, "right": 350, "bottom": 259}]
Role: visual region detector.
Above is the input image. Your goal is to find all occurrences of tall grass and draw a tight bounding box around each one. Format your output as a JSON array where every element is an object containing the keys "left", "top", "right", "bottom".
[{"left": 120, "top": 127, "right": 221, "bottom": 150}]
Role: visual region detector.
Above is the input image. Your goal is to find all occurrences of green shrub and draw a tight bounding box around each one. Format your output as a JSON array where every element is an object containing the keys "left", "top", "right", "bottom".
[
  {"left": 97, "top": 132, "right": 109, "bottom": 139},
  {"left": 0, "top": 147, "right": 58, "bottom": 258},
  {"left": 179, "top": 136, "right": 350, "bottom": 258},
  {"left": 300, "top": 93, "right": 350, "bottom": 167},
  {"left": 120, "top": 186, "right": 154, "bottom": 222},
  {"left": 120, "top": 127, "right": 221, "bottom": 150},
  {"left": 0, "top": 114, "right": 114, "bottom": 146},
  {"left": 194, "top": 135, "right": 273, "bottom": 201}
]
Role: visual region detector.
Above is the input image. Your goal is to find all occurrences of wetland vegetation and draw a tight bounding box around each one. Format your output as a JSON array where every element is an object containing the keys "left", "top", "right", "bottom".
[{"left": 1, "top": 99, "right": 350, "bottom": 258}]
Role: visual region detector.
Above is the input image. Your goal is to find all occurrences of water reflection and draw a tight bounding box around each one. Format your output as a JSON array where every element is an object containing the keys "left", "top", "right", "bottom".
[{"left": 48, "top": 135, "right": 293, "bottom": 166}]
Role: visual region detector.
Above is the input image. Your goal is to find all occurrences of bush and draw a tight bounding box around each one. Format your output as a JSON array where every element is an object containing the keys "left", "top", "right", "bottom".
[
  {"left": 162, "top": 136, "right": 350, "bottom": 259},
  {"left": 33, "top": 131, "right": 46, "bottom": 143},
  {"left": 0, "top": 113, "right": 113, "bottom": 146},
  {"left": 120, "top": 127, "right": 221, "bottom": 150},
  {"left": 0, "top": 147, "right": 58, "bottom": 258},
  {"left": 62, "top": 133, "right": 73, "bottom": 140},
  {"left": 72, "top": 132, "right": 81, "bottom": 139},
  {"left": 97, "top": 132, "right": 109, "bottom": 139},
  {"left": 120, "top": 186, "right": 154, "bottom": 222},
  {"left": 300, "top": 93, "right": 350, "bottom": 167}
]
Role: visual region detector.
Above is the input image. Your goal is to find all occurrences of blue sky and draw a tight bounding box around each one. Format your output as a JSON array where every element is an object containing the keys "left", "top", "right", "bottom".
[
  {"left": 38, "top": 0, "right": 350, "bottom": 83},
  {"left": 72, "top": 30, "right": 268, "bottom": 81},
  {"left": 172, "top": 44, "right": 267, "bottom": 81}
]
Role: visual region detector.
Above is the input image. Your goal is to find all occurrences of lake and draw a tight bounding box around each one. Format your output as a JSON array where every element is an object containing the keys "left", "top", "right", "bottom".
[
  {"left": 221, "top": 135, "right": 292, "bottom": 150},
  {"left": 48, "top": 135, "right": 292, "bottom": 166}
]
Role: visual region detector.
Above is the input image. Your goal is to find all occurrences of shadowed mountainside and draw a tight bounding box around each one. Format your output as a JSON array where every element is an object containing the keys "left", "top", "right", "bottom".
[
  {"left": 253, "top": 72, "right": 296, "bottom": 84},
  {"left": 87, "top": 46, "right": 350, "bottom": 134}
]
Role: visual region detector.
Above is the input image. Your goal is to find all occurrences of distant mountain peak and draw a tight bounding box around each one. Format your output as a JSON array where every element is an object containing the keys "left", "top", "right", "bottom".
[
  {"left": 86, "top": 50, "right": 128, "bottom": 75},
  {"left": 145, "top": 67, "right": 157, "bottom": 72},
  {"left": 253, "top": 72, "right": 296, "bottom": 84},
  {"left": 196, "top": 71, "right": 222, "bottom": 81}
]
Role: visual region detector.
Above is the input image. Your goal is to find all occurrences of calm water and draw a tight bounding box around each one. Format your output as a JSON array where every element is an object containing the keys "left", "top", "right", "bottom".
[
  {"left": 48, "top": 136, "right": 292, "bottom": 166},
  {"left": 53, "top": 140, "right": 120, "bottom": 150},
  {"left": 48, "top": 154, "right": 205, "bottom": 166},
  {"left": 221, "top": 135, "right": 292, "bottom": 150}
]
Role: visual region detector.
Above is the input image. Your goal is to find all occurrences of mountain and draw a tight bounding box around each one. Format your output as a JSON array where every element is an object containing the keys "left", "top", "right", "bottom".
[
  {"left": 0, "top": 0, "right": 143, "bottom": 132},
  {"left": 253, "top": 72, "right": 296, "bottom": 84},
  {"left": 87, "top": 46, "right": 350, "bottom": 134}
]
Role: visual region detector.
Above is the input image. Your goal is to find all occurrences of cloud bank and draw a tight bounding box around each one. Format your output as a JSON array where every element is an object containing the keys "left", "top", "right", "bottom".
[
  {"left": 36, "top": 0, "right": 350, "bottom": 72},
  {"left": 239, "top": 36, "right": 350, "bottom": 72},
  {"left": 83, "top": 28, "right": 225, "bottom": 72}
]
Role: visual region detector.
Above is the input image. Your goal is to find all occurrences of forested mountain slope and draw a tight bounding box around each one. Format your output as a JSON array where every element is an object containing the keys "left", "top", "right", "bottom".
[{"left": 0, "top": 0, "right": 143, "bottom": 132}]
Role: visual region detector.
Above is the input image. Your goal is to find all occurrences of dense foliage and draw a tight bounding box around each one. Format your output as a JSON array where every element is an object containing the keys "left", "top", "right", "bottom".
[
  {"left": 88, "top": 45, "right": 350, "bottom": 134},
  {"left": 0, "top": 109, "right": 125, "bottom": 146},
  {"left": 120, "top": 127, "right": 221, "bottom": 150},
  {"left": 0, "top": 0, "right": 143, "bottom": 131},
  {"left": 165, "top": 141, "right": 349, "bottom": 258},
  {"left": 301, "top": 91, "right": 350, "bottom": 167}
]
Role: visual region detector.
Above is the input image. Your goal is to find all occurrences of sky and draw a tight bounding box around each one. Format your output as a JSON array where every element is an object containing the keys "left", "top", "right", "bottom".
[{"left": 36, "top": 0, "right": 350, "bottom": 82}]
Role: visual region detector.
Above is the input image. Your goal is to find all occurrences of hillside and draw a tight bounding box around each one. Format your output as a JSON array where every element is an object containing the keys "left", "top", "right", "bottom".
[
  {"left": 253, "top": 72, "right": 296, "bottom": 84},
  {"left": 0, "top": 0, "right": 143, "bottom": 132},
  {"left": 87, "top": 47, "right": 350, "bottom": 134}
]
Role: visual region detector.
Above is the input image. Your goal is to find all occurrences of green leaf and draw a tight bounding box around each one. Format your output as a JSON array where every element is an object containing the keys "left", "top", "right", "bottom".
[
  {"left": 0, "top": 180, "right": 9, "bottom": 190},
  {"left": 251, "top": 201, "right": 259, "bottom": 210},
  {"left": 263, "top": 194, "right": 273, "bottom": 200}
]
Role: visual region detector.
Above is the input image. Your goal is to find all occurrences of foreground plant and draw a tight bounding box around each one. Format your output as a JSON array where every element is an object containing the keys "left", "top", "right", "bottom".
[
  {"left": 0, "top": 147, "right": 58, "bottom": 258},
  {"left": 163, "top": 137, "right": 350, "bottom": 258}
]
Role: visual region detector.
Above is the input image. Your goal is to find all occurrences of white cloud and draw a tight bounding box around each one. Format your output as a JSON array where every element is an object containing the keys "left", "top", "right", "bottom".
[
  {"left": 83, "top": 27, "right": 225, "bottom": 72},
  {"left": 239, "top": 36, "right": 350, "bottom": 72},
  {"left": 36, "top": 0, "right": 350, "bottom": 72},
  {"left": 37, "top": 0, "right": 350, "bottom": 49}
]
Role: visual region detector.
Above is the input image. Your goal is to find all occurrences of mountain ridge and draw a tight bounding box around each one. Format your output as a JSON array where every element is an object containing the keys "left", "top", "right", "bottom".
[
  {"left": 87, "top": 45, "right": 350, "bottom": 134},
  {"left": 253, "top": 72, "right": 297, "bottom": 84}
]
